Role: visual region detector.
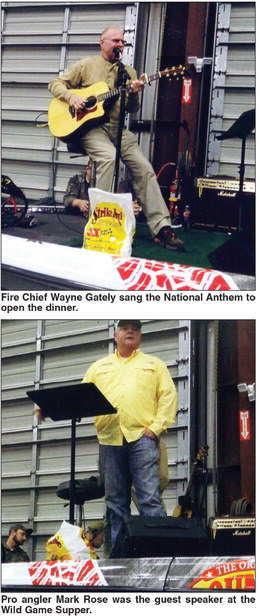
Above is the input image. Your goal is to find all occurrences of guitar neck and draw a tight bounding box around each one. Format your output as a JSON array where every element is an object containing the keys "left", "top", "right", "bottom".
[
  {"left": 183, "top": 448, "right": 208, "bottom": 500},
  {"left": 97, "top": 70, "right": 173, "bottom": 104},
  {"left": 184, "top": 463, "right": 197, "bottom": 500}
]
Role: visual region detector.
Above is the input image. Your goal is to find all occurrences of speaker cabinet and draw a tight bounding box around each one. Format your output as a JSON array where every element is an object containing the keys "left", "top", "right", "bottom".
[
  {"left": 110, "top": 515, "right": 208, "bottom": 559},
  {"left": 194, "top": 177, "right": 255, "bottom": 232},
  {"left": 209, "top": 517, "right": 255, "bottom": 556}
]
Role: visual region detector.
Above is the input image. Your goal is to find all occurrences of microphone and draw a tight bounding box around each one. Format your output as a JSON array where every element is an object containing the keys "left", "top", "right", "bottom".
[{"left": 113, "top": 47, "right": 121, "bottom": 59}]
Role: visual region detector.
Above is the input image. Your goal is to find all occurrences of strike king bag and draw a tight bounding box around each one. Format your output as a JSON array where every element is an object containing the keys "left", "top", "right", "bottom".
[{"left": 83, "top": 188, "right": 136, "bottom": 257}]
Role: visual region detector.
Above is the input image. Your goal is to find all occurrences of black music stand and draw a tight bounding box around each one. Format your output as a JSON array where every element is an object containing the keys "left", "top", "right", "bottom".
[
  {"left": 216, "top": 109, "right": 255, "bottom": 231},
  {"left": 27, "top": 383, "right": 116, "bottom": 525},
  {"left": 113, "top": 52, "right": 131, "bottom": 192}
]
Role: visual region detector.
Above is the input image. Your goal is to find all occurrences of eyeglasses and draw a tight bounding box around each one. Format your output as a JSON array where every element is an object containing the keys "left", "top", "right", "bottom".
[{"left": 102, "top": 38, "right": 127, "bottom": 45}]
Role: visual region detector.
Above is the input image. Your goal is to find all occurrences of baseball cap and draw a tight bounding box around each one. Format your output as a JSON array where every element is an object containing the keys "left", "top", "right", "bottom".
[
  {"left": 116, "top": 320, "right": 142, "bottom": 329},
  {"left": 9, "top": 524, "right": 33, "bottom": 536}
]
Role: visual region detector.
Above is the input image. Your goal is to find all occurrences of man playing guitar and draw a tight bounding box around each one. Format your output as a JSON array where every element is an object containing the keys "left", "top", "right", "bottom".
[{"left": 48, "top": 27, "right": 186, "bottom": 252}]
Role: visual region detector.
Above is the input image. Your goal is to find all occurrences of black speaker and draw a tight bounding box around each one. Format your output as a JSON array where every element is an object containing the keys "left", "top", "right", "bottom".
[
  {"left": 110, "top": 515, "right": 208, "bottom": 559},
  {"left": 194, "top": 177, "right": 255, "bottom": 232},
  {"left": 207, "top": 230, "right": 255, "bottom": 276},
  {"left": 209, "top": 517, "right": 255, "bottom": 556}
]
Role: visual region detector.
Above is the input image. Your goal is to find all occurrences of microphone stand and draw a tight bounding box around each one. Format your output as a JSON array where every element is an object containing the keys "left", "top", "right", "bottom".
[{"left": 113, "top": 49, "right": 131, "bottom": 193}]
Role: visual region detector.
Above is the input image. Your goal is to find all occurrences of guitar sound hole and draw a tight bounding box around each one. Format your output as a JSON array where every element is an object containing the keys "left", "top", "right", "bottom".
[{"left": 85, "top": 96, "right": 97, "bottom": 109}]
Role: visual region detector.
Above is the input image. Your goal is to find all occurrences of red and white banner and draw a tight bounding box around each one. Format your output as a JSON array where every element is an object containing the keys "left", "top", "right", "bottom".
[
  {"left": 113, "top": 257, "right": 237, "bottom": 290},
  {"left": 189, "top": 557, "right": 255, "bottom": 590},
  {"left": 1, "top": 236, "right": 238, "bottom": 291},
  {"left": 2, "top": 560, "right": 108, "bottom": 587},
  {"left": 2, "top": 557, "right": 255, "bottom": 589}
]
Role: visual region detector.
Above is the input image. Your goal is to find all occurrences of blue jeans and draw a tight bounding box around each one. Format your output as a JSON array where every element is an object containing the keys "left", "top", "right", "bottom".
[{"left": 99, "top": 435, "right": 166, "bottom": 544}]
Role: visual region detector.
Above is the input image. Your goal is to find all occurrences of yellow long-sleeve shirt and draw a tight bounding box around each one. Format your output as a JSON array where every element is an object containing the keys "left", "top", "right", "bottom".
[{"left": 83, "top": 349, "right": 178, "bottom": 445}]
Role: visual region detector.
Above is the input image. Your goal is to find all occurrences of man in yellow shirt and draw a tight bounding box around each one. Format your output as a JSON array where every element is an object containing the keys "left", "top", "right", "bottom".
[
  {"left": 83, "top": 319, "right": 177, "bottom": 544},
  {"left": 48, "top": 27, "right": 185, "bottom": 251}
]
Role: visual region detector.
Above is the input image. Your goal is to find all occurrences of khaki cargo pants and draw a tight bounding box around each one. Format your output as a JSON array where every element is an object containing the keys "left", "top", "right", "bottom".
[{"left": 81, "top": 122, "right": 171, "bottom": 237}]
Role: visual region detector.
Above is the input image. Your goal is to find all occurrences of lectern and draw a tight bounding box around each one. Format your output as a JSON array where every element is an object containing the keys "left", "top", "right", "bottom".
[{"left": 27, "top": 383, "right": 116, "bottom": 524}]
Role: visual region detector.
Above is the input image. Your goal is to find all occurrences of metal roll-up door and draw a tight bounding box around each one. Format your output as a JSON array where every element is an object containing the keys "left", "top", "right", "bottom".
[
  {"left": 207, "top": 2, "right": 255, "bottom": 178},
  {"left": 1, "top": 319, "right": 191, "bottom": 560},
  {"left": 1, "top": 2, "right": 138, "bottom": 203}
]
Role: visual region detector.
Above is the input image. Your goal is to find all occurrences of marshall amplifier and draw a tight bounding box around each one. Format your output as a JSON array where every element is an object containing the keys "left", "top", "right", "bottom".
[
  {"left": 194, "top": 177, "right": 255, "bottom": 231},
  {"left": 209, "top": 517, "right": 255, "bottom": 556},
  {"left": 110, "top": 515, "right": 208, "bottom": 559}
]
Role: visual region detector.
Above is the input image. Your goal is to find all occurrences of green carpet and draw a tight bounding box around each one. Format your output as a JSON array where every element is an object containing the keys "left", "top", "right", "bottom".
[
  {"left": 132, "top": 225, "right": 230, "bottom": 268},
  {"left": 62, "top": 224, "right": 230, "bottom": 269}
]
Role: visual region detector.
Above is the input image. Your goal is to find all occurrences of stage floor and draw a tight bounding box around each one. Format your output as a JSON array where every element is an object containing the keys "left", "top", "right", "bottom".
[
  {"left": 2, "top": 210, "right": 255, "bottom": 290},
  {"left": 1, "top": 555, "right": 255, "bottom": 590}
]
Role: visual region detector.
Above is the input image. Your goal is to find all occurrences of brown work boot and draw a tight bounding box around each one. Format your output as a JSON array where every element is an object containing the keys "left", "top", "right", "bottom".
[{"left": 153, "top": 227, "right": 187, "bottom": 252}]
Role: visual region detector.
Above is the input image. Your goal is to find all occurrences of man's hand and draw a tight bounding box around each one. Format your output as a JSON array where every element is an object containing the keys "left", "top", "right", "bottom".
[
  {"left": 34, "top": 408, "right": 46, "bottom": 422},
  {"left": 132, "top": 200, "right": 142, "bottom": 216},
  {"left": 143, "top": 427, "right": 157, "bottom": 439},
  {"left": 68, "top": 93, "right": 86, "bottom": 110},
  {"left": 73, "top": 198, "right": 89, "bottom": 214},
  {"left": 130, "top": 79, "right": 145, "bottom": 94}
]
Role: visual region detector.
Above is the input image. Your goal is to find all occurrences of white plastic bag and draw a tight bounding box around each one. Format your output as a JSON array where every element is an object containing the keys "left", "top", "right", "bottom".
[
  {"left": 83, "top": 188, "right": 136, "bottom": 257},
  {"left": 45, "top": 520, "right": 96, "bottom": 560}
]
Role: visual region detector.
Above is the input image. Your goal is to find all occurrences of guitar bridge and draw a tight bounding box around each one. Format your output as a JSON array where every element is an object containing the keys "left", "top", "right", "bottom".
[
  {"left": 69, "top": 106, "right": 76, "bottom": 119},
  {"left": 76, "top": 106, "right": 97, "bottom": 122}
]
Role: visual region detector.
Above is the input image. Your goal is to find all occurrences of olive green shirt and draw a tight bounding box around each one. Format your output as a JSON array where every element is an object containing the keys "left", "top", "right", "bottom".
[
  {"left": 1, "top": 541, "right": 30, "bottom": 563},
  {"left": 63, "top": 173, "right": 90, "bottom": 215},
  {"left": 48, "top": 55, "right": 140, "bottom": 124}
]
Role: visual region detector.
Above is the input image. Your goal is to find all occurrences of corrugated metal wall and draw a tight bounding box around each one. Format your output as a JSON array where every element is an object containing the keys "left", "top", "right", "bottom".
[
  {"left": 1, "top": 319, "right": 191, "bottom": 560},
  {"left": 1, "top": 1, "right": 138, "bottom": 202},
  {"left": 207, "top": 2, "right": 255, "bottom": 178},
  {"left": 2, "top": 1, "right": 255, "bottom": 208}
]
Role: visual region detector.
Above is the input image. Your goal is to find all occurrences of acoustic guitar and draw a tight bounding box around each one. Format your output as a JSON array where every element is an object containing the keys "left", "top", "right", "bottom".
[
  {"left": 48, "top": 65, "right": 186, "bottom": 142},
  {"left": 172, "top": 446, "right": 209, "bottom": 518}
]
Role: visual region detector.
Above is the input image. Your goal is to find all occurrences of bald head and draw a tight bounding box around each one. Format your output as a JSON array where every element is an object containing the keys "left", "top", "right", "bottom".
[
  {"left": 100, "top": 27, "right": 126, "bottom": 62},
  {"left": 100, "top": 27, "right": 124, "bottom": 40}
]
